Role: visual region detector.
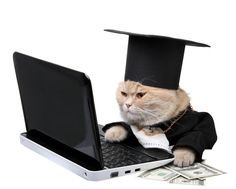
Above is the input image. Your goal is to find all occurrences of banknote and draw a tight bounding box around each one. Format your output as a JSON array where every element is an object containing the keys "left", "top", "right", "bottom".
[
  {"left": 140, "top": 163, "right": 225, "bottom": 186},
  {"left": 165, "top": 163, "right": 225, "bottom": 180},
  {"left": 139, "top": 167, "right": 178, "bottom": 181},
  {"left": 169, "top": 175, "right": 205, "bottom": 186}
]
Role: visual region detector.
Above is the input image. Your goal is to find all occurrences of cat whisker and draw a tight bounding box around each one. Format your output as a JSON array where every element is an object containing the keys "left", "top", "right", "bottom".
[{"left": 135, "top": 106, "right": 159, "bottom": 119}]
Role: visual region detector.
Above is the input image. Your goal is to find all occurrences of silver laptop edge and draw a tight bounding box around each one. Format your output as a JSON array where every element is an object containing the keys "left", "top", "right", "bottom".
[{"left": 20, "top": 134, "right": 174, "bottom": 181}]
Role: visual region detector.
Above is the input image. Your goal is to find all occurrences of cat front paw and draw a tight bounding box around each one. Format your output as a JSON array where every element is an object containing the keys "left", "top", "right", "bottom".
[
  {"left": 104, "top": 126, "right": 128, "bottom": 142},
  {"left": 173, "top": 147, "right": 196, "bottom": 167}
]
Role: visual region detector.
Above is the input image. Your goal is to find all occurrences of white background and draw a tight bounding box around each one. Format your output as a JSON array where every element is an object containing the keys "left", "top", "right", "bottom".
[{"left": 0, "top": 0, "right": 235, "bottom": 188}]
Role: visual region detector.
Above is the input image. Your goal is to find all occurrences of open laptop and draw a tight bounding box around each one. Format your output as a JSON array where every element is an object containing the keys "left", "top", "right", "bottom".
[{"left": 13, "top": 52, "right": 174, "bottom": 181}]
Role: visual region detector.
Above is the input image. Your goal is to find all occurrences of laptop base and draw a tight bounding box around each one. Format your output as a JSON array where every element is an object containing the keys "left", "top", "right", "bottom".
[{"left": 20, "top": 133, "right": 174, "bottom": 181}]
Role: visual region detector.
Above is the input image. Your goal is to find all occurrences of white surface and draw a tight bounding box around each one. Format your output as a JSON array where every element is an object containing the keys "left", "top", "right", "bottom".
[{"left": 0, "top": 0, "right": 235, "bottom": 188}]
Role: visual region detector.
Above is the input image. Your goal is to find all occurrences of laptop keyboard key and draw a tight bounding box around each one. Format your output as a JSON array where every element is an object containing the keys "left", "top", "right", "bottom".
[{"left": 100, "top": 138, "right": 155, "bottom": 168}]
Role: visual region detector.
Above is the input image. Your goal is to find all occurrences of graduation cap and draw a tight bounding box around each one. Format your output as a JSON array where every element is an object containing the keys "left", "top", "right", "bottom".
[{"left": 105, "top": 29, "right": 210, "bottom": 90}]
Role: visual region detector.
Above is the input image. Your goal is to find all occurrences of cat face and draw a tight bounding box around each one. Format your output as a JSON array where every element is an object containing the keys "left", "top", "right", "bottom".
[{"left": 116, "top": 80, "right": 189, "bottom": 126}]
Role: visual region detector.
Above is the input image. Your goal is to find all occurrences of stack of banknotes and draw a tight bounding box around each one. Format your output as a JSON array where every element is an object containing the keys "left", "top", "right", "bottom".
[{"left": 139, "top": 163, "right": 225, "bottom": 186}]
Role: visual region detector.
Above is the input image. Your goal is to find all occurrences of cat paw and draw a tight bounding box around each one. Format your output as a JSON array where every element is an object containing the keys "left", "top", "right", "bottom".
[
  {"left": 104, "top": 126, "right": 128, "bottom": 142},
  {"left": 173, "top": 147, "right": 196, "bottom": 167}
]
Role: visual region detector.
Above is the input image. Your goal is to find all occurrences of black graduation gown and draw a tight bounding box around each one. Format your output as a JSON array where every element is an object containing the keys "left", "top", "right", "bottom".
[{"left": 102, "top": 108, "right": 217, "bottom": 161}]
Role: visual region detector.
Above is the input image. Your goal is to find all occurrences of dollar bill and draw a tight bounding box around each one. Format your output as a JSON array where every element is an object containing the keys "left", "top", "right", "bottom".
[
  {"left": 139, "top": 167, "right": 178, "bottom": 181},
  {"left": 165, "top": 163, "right": 225, "bottom": 180},
  {"left": 139, "top": 163, "right": 225, "bottom": 186},
  {"left": 169, "top": 175, "right": 205, "bottom": 186}
]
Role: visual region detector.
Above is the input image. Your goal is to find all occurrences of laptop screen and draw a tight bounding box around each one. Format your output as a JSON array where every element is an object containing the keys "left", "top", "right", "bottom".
[{"left": 14, "top": 52, "right": 103, "bottom": 170}]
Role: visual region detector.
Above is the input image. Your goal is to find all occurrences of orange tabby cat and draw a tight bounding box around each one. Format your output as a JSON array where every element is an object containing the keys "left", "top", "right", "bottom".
[{"left": 104, "top": 80, "right": 195, "bottom": 167}]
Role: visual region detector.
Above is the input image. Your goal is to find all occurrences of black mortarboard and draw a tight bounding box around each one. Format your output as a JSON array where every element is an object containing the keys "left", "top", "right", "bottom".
[{"left": 105, "top": 29, "right": 210, "bottom": 90}]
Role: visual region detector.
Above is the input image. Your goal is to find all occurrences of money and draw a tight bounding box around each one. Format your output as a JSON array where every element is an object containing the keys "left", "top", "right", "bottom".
[
  {"left": 169, "top": 175, "right": 205, "bottom": 186},
  {"left": 165, "top": 163, "right": 225, "bottom": 180},
  {"left": 139, "top": 167, "right": 178, "bottom": 181},
  {"left": 139, "top": 162, "right": 225, "bottom": 186}
]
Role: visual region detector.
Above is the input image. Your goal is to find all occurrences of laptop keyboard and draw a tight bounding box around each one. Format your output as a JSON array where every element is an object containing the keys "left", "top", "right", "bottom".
[{"left": 100, "top": 138, "right": 155, "bottom": 168}]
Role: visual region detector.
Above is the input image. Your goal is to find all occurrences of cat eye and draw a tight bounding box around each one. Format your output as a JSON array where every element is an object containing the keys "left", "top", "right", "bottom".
[
  {"left": 136, "top": 92, "right": 146, "bottom": 99},
  {"left": 121, "top": 91, "right": 127, "bottom": 97}
]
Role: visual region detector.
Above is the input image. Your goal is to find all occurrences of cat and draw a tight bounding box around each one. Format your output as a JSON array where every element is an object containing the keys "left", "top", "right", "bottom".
[{"left": 104, "top": 80, "right": 195, "bottom": 167}]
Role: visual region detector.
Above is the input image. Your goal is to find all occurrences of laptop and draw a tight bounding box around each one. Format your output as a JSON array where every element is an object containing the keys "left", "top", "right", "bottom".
[{"left": 13, "top": 52, "right": 174, "bottom": 181}]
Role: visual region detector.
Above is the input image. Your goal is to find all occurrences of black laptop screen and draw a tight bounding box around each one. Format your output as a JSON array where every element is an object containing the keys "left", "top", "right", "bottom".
[{"left": 14, "top": 52, "right": 103, "bottom": 170}]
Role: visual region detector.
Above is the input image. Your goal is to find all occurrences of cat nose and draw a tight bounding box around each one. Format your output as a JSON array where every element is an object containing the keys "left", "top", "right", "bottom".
[{"left": 125, "top": 104, "right": 131, "bottom": 108}]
